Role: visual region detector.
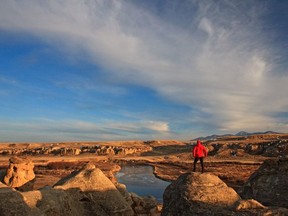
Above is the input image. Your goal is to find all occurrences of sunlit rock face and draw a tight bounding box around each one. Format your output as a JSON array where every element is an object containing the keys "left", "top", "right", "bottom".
[
  {"left": 3, "top": 156, "right": 35, "bottom": 191},
  {"left": 53, "top": 163, "right": 134, "bottom": 216},
  {"left": 0, "top": 161, "right": 160, "bottom": 216},
  {"left": 0, "top": 162, "right": 135, "bottom": 216},
  {"left": 239, "top": 157, "right": 288, "bottom": 208}
]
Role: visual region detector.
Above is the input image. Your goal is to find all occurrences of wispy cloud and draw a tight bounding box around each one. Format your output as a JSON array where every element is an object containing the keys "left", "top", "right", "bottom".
[
  {"left": 0, "top": 0, "right": 287, "bottom": 138},
  {"left": 0, "top": 118, "right": 170, "bottom": 142}
]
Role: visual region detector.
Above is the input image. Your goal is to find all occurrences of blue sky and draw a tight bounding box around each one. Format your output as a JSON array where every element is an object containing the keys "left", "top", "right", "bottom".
[{"left": 0, "top": 0, "right": 288, "bottom": 142}]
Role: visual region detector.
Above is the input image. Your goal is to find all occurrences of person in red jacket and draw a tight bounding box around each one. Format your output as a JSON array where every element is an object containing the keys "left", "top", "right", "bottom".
[{"left": 193, "top": 140, "right": 208, "bottom": 173}]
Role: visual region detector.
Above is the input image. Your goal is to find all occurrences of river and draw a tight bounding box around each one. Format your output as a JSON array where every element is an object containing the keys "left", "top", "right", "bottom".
[{"left": 115, "top": 165, "right": 171, "bottom": 202}]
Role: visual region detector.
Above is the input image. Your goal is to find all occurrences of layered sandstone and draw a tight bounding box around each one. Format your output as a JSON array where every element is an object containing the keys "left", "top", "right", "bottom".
[{"left": 2, "top": 156, "right": 35, "bottom": 191}]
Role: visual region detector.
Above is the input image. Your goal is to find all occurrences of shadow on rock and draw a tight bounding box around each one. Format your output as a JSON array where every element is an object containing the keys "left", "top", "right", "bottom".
[
  {"left": 238, "top": 157, "right": 288, "bottom": 208},
  {"left": 0, "top": 182, "right": 36, "bottom": 216}
]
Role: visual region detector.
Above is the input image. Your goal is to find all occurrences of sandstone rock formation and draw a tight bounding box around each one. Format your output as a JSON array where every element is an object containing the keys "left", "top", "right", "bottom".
[
  {"left": 53, "top": 163, "right": 134, "bottom": 216},
  {"left": 0, "top": 142, "right": 152, "bottom": 157},
  {"left": 0, "top": 162, "right": 160, "bottom": 216},
  {"left": 238, "top": 157, "right": 288, "bottom": 208},
  {"left": 130, "top": 193, "right": 158, "bottom": 216},
  {"left": 201, "top": 135, "right": 288, "bottom": 157},
  {"left": 115, "top": 182, "right": 134, "bottom": 206},
  {"left": 161, "top": 172, "right": 288, "bottom": 215},
  {"left": 161, "top": 172, "right": 241, "bottom": 215},
  {"left": 3, "top": 156, "right": 35, "bottom": 191},
  {"left": 0, "top": 182, "right": 35, "bottom": 216}
]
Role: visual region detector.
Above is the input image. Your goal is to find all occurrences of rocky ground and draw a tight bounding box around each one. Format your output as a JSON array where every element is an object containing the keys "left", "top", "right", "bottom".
[
  {"left": 0, "top": 133, "right": 287, "bottom": 215},
  {"left": 0, "top": 134, "right": 287, "bottom": 190}
]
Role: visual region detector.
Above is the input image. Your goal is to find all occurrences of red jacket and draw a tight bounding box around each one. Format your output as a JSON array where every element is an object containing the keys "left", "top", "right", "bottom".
[{"left": 193, "top": 140, "right": 208, "bottom": 158}]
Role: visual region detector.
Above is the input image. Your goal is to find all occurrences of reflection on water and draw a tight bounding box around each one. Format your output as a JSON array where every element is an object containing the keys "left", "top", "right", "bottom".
[{"left": 115, "top": 165, "right": 171, "bottom": 202}]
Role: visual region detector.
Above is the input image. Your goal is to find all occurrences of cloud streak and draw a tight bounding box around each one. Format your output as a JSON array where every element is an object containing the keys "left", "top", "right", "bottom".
[
  {"left": 0, "top": 118, "right": 170, "bottom": 142},
  {"left": 0, "top": 0, "right": 287, "bottom": 139}
]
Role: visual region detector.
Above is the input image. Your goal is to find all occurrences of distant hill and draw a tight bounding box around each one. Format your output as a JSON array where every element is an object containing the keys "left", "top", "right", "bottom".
[
  {"left": 194, "top": 134, "right": 232, "bottom": 141},
  {"left": 194, "top": 131, "right": 281, "bottom": 140},
  {"left": 235, "top": 131, "right": 249, "bottom": 136},
  {"left": 235, "top": 131, "right": 280, "bottom": 136}
]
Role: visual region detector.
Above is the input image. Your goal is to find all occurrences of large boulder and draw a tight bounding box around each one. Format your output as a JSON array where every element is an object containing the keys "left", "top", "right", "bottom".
[
  {"left": 22, "top": 188, "right": 86, "bottom": 216},
  {"left": 53, "top": 163, "right": 134, "bottom": 216},
  {"left": 3, "top": 156, "right": 35, "bottom": 191},
  {"left": 0, "top": 182, "right": 37, "bottom": 216},
  {"left": 238, "top": 157, "right": 288, "bottom": 208},
  {"left": 161, "top": 172, "right": 240, "bottom": 215},
  {"left": 0, "top": 180, "right": 112, "bottom": 216}
]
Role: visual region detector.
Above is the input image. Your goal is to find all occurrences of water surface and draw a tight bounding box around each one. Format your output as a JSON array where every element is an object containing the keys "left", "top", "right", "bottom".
[{"left": 115, "top": 165, "right": 171, "bottom": 202}]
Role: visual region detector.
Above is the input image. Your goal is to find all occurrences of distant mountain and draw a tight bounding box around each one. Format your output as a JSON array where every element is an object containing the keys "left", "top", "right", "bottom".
[
  {"left": 235, "top": 131, "right": 249, "bottom": 136},
  {"left": 194, "top": 131, "right": 281, "bottom": 140},
  {"left": 262, "top": 131, "right": 280, "bottom": 134},
  {"left": 194, "top": 134, "right": 219, "bottom": 141},
  {"left": 235, "top": 131, "right": 280, "bottom": 136},
  {"left": 194, "top": 134, "right": 233, "bottom": 141}
]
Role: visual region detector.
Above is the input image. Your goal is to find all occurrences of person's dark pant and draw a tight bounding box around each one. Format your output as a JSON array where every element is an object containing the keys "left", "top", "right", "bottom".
[{"left": 193, "top": 157, "right": 204, "bottom": 173}]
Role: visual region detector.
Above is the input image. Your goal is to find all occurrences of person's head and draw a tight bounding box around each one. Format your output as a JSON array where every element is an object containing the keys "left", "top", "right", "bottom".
[{"left": 197, "top": 140, "right": 201, "bottom": 145}]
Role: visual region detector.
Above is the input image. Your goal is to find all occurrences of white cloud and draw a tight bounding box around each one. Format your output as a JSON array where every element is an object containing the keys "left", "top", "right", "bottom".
[
  {"left": 142, "top": 121, "right": 169, "bottom": 132},
  {"left": 0, "top": 118, "right": 170, "bottom": 142},
  {"left": 198, "top": 18, "right": 214, "bottom": 36},
  {"left": 0, "top": 0, "right": 287, "bottom": 135}
]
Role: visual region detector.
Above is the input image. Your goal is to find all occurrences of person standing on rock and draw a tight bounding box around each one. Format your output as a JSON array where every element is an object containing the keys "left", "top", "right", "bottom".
[{"left": 193, "top": 140, "right": 208, "bottom": 173}]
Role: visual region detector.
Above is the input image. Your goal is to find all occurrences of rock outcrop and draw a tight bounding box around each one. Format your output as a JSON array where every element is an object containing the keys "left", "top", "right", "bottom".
[
  {"left": 238, "top": 157, "right": 288, "bottom": 208},
  {"left": 130, "top": 193, "right": 158, "bottom": 216},
  {"left": 116, "top": 182, "right": 134, "bottom": 206},
  {"left": 0, "top": 143, "right": 152, "bottom": 157},
  {"left": 22, "top": 188, "right": 80, "bottom": 216},
  {"left": 161, "top": 172, "right": 288, "bottom": 215},
  {"left": 53, "top": 163, "right": 134, "bottom": 216},
  {"left": 3, "top": 156, "right": 35, "bottom": 191},
  {"left": 161, "top": 172, "right": 240, "bottom": 215},
  {"left": 0, "top": 162, "right": 160, "bottom": 216},
  {"left": 0, "top": 182, "right": 35, "bottom": 215}
]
